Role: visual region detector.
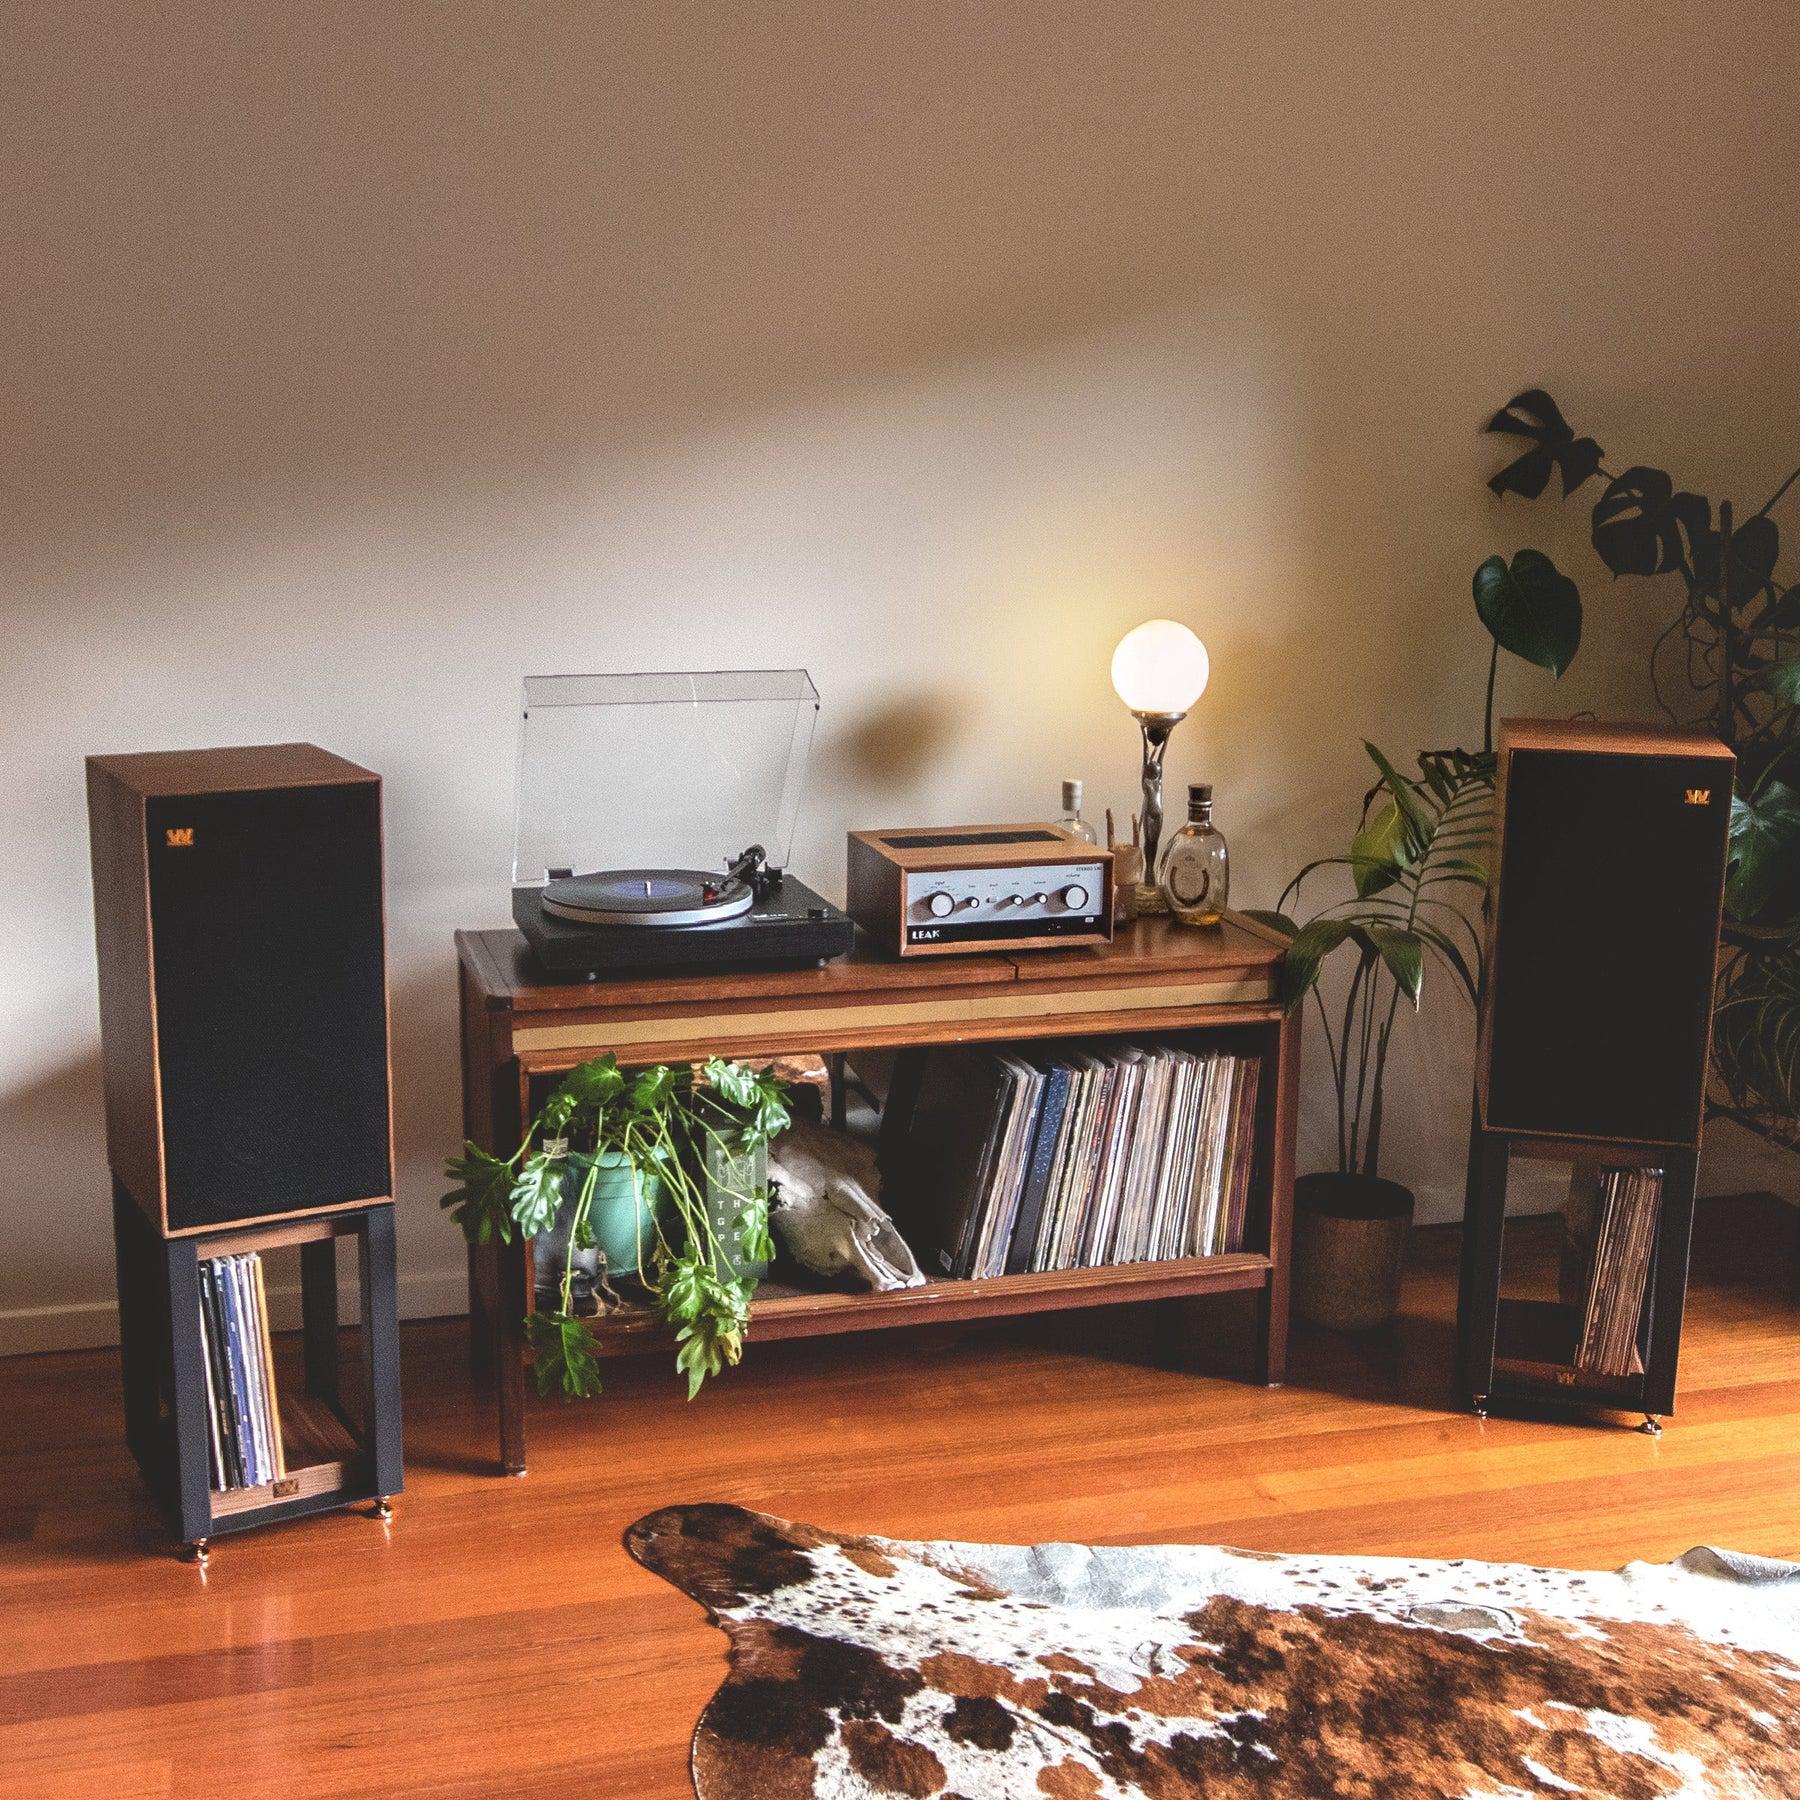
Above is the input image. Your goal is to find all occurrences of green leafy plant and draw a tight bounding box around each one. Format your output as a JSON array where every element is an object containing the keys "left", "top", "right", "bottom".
[
  {"left": 1485, "top": 387, "right": 1800, "bottom": 1146},
  {"left": 1247, "top": 553, "right": 1581, "bottom": 1179},
  {"left": 441, "top": 1054, "right": 792, "bottom": 1400}
]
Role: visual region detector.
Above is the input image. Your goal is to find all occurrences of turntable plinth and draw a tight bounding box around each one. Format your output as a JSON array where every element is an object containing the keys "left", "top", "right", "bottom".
[{"left": 456, "top": 914, "right": 1298, "bottom": 1475}]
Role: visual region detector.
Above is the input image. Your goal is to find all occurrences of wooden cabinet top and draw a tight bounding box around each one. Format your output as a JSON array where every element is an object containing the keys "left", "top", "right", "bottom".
[
  {"left": 458, "top": 912, "right": 1286, "bottom": 1017},
  {"left": 88, "top": 742, "right": 378, "bottom": 797}
]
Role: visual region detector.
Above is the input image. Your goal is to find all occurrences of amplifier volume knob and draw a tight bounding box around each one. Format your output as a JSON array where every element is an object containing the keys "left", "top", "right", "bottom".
[
  {"left": 925, "top": 890, "right": 955, "bottom": 918},
  {"left": 1061, "top": 883, "right": 1089, "bottom": 911}
]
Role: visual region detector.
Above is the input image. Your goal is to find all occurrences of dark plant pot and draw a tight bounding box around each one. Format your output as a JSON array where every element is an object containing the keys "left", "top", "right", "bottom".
[{"left": 1292, "top": 1172, "right": 1414, "bottom": 1332}]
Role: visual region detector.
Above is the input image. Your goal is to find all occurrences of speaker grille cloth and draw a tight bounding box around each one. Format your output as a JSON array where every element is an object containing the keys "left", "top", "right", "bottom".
[
  {"left": 147, "top": 784, "right": 390, "bottom": 1228},
  {"left": 1486, "top": 748, "right": 1727, "bottom": 1144}
]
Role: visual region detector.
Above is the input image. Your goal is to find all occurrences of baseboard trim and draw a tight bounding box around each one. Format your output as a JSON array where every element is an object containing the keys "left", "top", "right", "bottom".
[{"left": 0, "top": 1268, "right": 471, "bottom": 1358}]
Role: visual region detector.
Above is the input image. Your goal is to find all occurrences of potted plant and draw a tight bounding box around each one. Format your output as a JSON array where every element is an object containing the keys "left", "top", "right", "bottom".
[
  {"left": 441, "top": 1053, "right": 792, "bottom": 1399},
  {"left": 1248, "top": 544, "right": 1582, "bottom": 1328}
]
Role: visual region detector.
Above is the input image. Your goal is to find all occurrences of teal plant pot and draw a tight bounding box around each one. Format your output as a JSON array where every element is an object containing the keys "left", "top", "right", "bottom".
[
  {"left": 534, "top": 1153, "right": 663, "bottom": 1306},
  {"left": 585, "top": 1151, "right": 664, "bottom": 1277}
]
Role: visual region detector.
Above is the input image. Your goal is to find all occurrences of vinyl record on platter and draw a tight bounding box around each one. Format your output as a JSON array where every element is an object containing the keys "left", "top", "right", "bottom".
[{"left": 540, "top": 869, "right": 754, "bottom": 928}]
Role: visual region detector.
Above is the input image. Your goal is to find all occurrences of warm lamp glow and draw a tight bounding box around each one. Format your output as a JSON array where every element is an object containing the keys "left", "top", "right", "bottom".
[{"left": 1110, "top": 619, "right": 1209, "bottom": 717}]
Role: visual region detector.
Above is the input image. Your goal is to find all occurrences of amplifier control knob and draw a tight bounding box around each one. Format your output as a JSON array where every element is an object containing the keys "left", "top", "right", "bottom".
[
  {"left": 1061, "top": 883, "right": 1089, "bottom": 911},
  {"left": 956, "top": 895, "right": 979, "bottom": 911},
  {"left": 1027, "top": 892, "right": 1049, "bottom": 907},
  {"left": 925, "top": 890, "right": 955, "bottom": 918}
]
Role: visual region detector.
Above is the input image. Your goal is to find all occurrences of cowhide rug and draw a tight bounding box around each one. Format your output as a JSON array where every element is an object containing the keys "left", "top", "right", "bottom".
[{"left": 626, "top": 1503, "right": 1800, "bottom": 1800}]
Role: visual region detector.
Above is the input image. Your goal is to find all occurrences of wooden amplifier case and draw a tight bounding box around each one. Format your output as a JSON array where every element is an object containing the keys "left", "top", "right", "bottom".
[{"left": 846, "top": 823, "right": 1114, "bottom": 957}]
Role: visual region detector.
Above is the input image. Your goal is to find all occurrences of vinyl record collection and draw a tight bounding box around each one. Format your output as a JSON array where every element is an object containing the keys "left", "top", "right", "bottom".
[
  {"left": 197, "top": 1252, "right": 287, "bottom": 1491},
  {"left": 1561, "top": 1166, "right": 1665, "bottom": 1378},
  {"left": 908, "top": 1042, "right": 1261, "bottom": 1280}
]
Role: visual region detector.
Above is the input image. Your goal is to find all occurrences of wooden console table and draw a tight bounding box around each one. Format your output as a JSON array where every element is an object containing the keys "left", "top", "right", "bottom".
[{"left": 457, "top": 914, "right": 1298, "bottom": 1475}]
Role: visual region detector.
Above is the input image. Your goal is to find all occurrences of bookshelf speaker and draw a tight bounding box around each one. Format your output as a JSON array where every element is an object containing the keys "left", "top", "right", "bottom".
[
  {"left": 1478, "top": 720, "right": 1734, "bottom": 1149},
  {"left": 87, "top": 744, "right": 392, "bottom": 1234}
]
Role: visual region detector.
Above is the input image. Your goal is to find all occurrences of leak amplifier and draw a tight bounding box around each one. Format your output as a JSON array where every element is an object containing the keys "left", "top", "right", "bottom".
[{"left": 846, "top": 824, "right": 1114, "bottom": 957}]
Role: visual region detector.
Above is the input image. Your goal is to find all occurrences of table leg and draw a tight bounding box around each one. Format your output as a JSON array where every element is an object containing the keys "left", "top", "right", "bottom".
[
  {"left": 1254, "top": 1276, "right": 1287, "bottom": 1386},
  {"left": 490, "top": 1232, "right": 531, "bottom": 1476},
  {"left": 467, "top": 1241, "right": 493, "bottom": 1382},
  {"left": 1258, "top": 1011, "right": 1298, "bottom": 1386}
]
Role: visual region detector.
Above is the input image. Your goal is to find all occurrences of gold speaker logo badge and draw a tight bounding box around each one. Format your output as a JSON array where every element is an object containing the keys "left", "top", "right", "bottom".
[
  {"left": 1684, "top": 789, "right": 1711, "bottom": 806},
  {"left": 165, "top": 827, "right": 195, "bottom": 847}
]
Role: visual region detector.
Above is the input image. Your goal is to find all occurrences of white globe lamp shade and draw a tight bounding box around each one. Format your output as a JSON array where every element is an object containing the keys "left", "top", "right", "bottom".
[{"left": 1110, "top": 620, "right": 1209, "bottom": 717}]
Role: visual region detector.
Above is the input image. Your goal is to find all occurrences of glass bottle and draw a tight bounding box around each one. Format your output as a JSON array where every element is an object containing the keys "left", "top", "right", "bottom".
[
  {"left": 1058, "top": 779, "right": 1099, "bottom": 845},
  {"left": 1159, "top": 783, "right": 1229, "bottom": 925}
]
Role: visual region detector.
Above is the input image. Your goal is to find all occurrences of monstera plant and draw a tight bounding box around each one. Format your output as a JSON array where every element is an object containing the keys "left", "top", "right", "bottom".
[
  {"left": 1248, "top": 544, "right": 1580, "bottom": 1327},
  {"left": 1485, "top": 389, "right": 1800, "bottom": 1148},
  {"left": 442, "top": 1054, "right": 792, "bottom": 1400}
]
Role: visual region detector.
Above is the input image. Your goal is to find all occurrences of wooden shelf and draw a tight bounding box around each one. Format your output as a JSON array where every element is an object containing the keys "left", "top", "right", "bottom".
[
  {"left": 459, "top": 913, "right": 1301, "bottom": 1475},
  {"left": 1485, "top": 1297, "right": 1646, "bottom": 1406},
  {"left": 463, "top": 916, "right": 1283, "bottom": 1072},
  {"left": 589, "top": 1254, "right": 1273, "bottom": 1353},
  {"left": 190, "top": 1206, "right": 391, "bottom": 1259},
  {"left": 209, "top": 1391, "right": 364, "bottom": 1520}
]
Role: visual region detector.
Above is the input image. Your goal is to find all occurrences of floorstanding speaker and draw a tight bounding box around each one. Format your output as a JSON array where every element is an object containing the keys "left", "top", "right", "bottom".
[
  {"left": 1479, "top": 719, "right": 1734, "bottom": 1149},
  {"left": 87, "top": 744, "right": 393, "bottom": 1234}
]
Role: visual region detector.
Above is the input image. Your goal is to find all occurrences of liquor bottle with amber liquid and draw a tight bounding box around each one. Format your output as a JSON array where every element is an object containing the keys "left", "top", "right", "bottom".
[{"left": 1159, "top": 783, "right": 1228, "bottom": 925}]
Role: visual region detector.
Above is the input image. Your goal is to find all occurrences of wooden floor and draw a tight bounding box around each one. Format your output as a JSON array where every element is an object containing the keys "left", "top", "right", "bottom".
[{"left": 2, "top": 1198, "right": 1797, "bottom": 1799}]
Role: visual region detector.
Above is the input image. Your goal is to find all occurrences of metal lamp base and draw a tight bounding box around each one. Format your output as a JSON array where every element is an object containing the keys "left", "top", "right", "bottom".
[{"left": 1131, "top": 710, "right": 1185, "bottom": 903}]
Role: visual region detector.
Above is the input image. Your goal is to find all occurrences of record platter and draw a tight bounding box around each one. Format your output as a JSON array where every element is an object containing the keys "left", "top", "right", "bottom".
[
  {"left": 543, "top": 864, "right": 756, "bottom": 927},
  {"left": 513, "top": 843, "right": 853, "bottom": 977}
]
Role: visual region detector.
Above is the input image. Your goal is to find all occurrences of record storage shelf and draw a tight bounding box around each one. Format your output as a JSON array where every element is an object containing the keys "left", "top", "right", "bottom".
[
  {"left": 457, "top": 914, "right": 1299, "bottom": 1475},
  {"left": 111, "top": 1190, "right": 403, "bottom": 1549}
]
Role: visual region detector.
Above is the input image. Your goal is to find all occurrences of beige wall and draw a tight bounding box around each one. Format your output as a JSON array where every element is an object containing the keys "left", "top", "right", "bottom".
[{"left": 6, "top": 2, "right": 1797, "bottom": 1348}]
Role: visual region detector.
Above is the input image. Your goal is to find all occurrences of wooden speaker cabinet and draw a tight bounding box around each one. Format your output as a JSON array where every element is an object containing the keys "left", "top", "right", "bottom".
[
  {"left": 1478, "top": 719, "right": 1734, "bottom": 1148},
  {"left": 86, "top": 744, "right": 394, "bottom": 1235},
  {"left": 1459, "top": 719, "right": 1734, "bottom": 1431}
]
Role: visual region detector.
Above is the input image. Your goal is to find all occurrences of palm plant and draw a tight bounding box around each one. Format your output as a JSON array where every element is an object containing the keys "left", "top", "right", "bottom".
[{"left": 1249, "top": 550, "right": 1580, "bottom": 1180}]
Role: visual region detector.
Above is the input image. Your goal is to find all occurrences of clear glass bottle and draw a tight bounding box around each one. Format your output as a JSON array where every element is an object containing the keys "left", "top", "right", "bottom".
[
  {"left": 1159, "top": 783, "right": 1229, "bottom": 925},
  {"left": 1058, "top": 778, "right": 1099, "bottom": 844}
]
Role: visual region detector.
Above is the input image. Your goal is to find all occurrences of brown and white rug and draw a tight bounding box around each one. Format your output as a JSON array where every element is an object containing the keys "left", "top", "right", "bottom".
[{"left": 626, "top": 1503, "right": 1800, "bottom": 1799}]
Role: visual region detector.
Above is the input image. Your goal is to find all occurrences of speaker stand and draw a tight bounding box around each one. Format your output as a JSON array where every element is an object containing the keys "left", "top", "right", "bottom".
[
  {"left": 1455, "top": 1111, "right": 1700, "bottom": 1430},
  {"left": 111, "top": 1182, "right": 404, "bottom": 1557}
]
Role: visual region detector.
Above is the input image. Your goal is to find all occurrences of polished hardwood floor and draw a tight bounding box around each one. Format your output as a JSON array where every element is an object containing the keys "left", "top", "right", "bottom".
[{"left": 2, "top": 1199, "right": 1796, "bottom": 1799}]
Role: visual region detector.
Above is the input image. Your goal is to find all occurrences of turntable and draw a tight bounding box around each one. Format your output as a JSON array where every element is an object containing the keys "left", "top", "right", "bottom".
[{"left": 510, "top": 670, "right": 854, "bottom": 978}]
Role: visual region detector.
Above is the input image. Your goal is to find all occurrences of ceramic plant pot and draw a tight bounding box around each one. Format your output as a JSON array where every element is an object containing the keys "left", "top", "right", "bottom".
[
  {"left": 1291, "top": 1171, "right": 1414, "bottom": 1331},
  {"left": 584, "top": 1151, "right": 664, "bottom": 1277},
  {"left": 536, "top": 1151, "right": 665, "bottom": 1308}
]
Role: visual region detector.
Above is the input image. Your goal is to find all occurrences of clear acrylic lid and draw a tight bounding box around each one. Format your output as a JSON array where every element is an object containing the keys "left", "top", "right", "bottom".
[{"left": 512, "top": 670, "right": 821, "bottom": 885}]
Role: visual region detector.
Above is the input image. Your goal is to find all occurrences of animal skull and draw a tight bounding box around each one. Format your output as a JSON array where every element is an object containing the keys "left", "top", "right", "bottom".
[{"left": 769, "top": 1120, "right": 926, "bottom": 1291}]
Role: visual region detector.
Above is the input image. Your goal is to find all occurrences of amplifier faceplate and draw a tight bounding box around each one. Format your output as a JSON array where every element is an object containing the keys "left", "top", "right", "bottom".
[{"left": 902, "top": 859, "right": 1109, "bottom": 948}]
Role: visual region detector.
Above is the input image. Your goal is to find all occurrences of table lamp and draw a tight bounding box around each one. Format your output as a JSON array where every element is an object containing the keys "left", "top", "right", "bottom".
[{"left": 1110, "top": 619, "right": 1210, "bottom": 910}]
